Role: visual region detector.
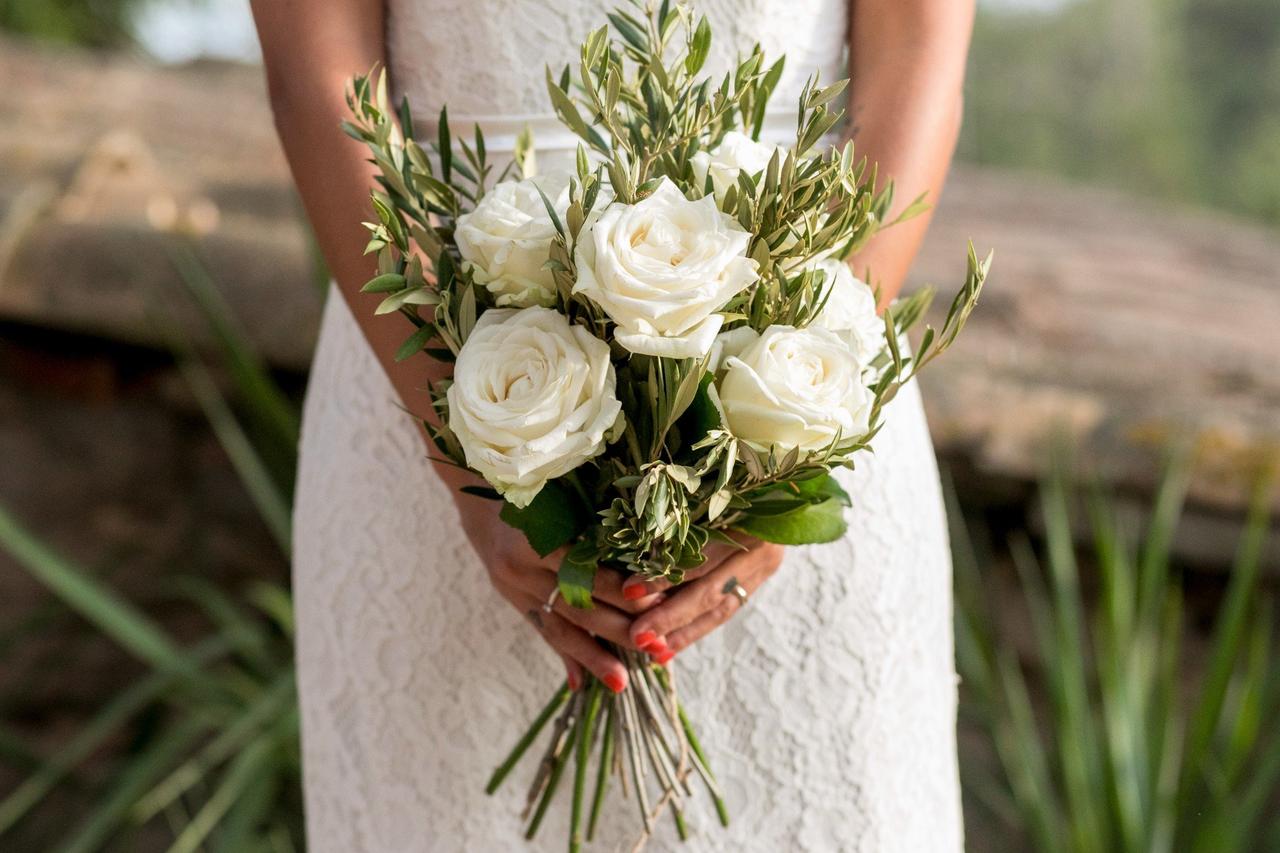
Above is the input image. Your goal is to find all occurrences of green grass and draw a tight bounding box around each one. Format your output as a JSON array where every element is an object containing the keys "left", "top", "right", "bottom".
[
  {"left": 954, "top": 454, "right": 1280, "bottom": 852},
  {"left": 3, "top": 246, "right": 1277, "bottom": 850},
  {"left": 0, "top": 245, "right": 304, "bottom": 851}
]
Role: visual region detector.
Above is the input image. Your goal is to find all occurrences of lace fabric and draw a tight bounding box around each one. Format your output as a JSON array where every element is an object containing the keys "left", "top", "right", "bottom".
[{"left": 294, "top": 2, "right": 961, "bottom": 849}]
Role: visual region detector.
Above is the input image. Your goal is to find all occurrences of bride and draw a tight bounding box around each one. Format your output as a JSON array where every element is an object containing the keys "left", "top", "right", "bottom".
[{"left": 250, "top": 1, "right": 974, "bottom": 850}]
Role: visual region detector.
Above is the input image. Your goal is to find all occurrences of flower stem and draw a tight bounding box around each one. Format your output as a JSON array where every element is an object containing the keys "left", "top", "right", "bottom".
[
  {"left": 525, "top": 714, "right": 580, "bottom": 840},
  {"left": 586, "top": 696, "right": 616, "bottom": 841},
  {"left": 656, "top": 667, "right": 729, "bottom": 827},
  {"left": 671, "top": 802, "right": 689, "bottom": 840},
  {"left": 486, "top": 682, "right": 571, "bottom": 795},
  {"left": 570, "top": 683, "right": 603, "bottom": 852}
]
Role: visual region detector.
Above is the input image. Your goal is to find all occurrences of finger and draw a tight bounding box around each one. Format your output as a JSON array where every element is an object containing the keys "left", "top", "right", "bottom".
[
  {"left": 506, "top": 564, "right": 649, "bottom": 650},
  {"left": 508, "top": 590, "right": 626, "bottom": 691},
  {"left": 665, "top": 603, "right": 739, "bottom": 653},
  {"left": 594, "top": 567, "right": 665, "bottom": 613},
  {"left": 559, "top": 653, "right": 585, "bottom": 693},
  {"left": 620, "top": 535, "right": 754, "bottom": 600},
  {"left": 629, "top": 545, "right": 773, "bottom": 646},
  {"left": 529, "top": 555, "right": 665, "bottom": 614}
]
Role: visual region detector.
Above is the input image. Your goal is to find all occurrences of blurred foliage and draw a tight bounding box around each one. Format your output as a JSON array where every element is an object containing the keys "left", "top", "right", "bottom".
[
  {"left": 0, "top": 245, "right": 303, "bottom": 851},
  {"left": 954, "top": 455, "right": 1280, "bottom": 852},
  {"left": 962, "top": 0, "right": 1280, "bottom": 226},
  {"left": 0, "top": 0, "right": 145, "bottom": 48}
]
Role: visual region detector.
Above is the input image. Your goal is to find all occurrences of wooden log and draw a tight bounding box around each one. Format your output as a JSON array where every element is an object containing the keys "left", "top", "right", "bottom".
[
  {"left": 2, "top": 37, "right": 1278, "bottom": 522},
  {"left": 915, "top": 167, "right": 1280, "bottom": 517}
]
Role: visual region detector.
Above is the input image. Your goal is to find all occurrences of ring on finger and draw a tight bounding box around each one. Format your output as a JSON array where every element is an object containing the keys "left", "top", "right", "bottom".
[
  {"left": 542, "top": 587, "right": 560, "bottom": 614},
  {"left": 722, "top": 576, "right": 749, "bottom": 610}
]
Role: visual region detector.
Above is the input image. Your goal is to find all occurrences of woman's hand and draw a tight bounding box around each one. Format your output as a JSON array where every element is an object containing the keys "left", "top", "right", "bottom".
[
  {"left": 455, "top": 491, "right": 669, "bottom": 693},
  {"left": 622, "top": 535, "right": 784, "bottom": 659}
]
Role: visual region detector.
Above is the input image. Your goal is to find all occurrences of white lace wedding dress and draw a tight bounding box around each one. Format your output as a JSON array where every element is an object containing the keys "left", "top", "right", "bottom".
[{"left": 292, "top": 1, "right": 962, "bottom": 850}]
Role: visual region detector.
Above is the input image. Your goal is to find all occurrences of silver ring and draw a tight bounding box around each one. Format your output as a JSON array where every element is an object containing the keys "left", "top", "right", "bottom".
[
  {"left": 542, "top": 587, "right": 560, "bottom": 614},
  {"left": 722, "top": 577, "right": 749, "bottom": 609}
]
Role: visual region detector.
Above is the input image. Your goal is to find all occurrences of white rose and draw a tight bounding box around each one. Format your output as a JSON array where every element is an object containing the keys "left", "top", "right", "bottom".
[
  {"left": 691, "top": 131, "right": 789, "bottom": 198},
  {"left": 454, "top": 171, "right": 571, "bottom": 308},
  {"left": 718, "top": 325, "right": 872, "bottom": 452},
  {"left": 574, "top": 178, "right": 758, "bottom": 358},
  {"left": 446, "top": 307, "right": 622, "bottom": 507},
  {"left": 810, "top": 259, "right": 886, "bottom": 366}
]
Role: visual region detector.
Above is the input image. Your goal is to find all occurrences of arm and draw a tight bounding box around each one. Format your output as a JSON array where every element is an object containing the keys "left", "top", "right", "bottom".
[
  {"left": 627, "top": 3, "right": 976, "bottom": 654},
  {"left": 845, "top": 0, "right": 976, "bottom": 307},
  {"left": 250, "top": 0, "right": 653, "bottom": 690},
  {"left": 248, "top": 0, "right": 444, "bottom": 416}
]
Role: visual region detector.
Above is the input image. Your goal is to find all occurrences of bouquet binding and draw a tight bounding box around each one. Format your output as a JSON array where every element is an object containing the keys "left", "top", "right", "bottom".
[{"left": 343, "top": 2, "right": 989, "bottom": 849}]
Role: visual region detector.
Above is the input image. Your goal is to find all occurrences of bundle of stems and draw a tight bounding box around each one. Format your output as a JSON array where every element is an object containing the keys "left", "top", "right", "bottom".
[{"left": 486, "top": 649, "right": 727, "bottom": 852}]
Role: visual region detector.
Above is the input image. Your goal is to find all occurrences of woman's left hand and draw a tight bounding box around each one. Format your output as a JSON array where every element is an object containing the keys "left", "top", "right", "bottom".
[{"left": 623, "top": 535, "right": 784, "bottom": 661}]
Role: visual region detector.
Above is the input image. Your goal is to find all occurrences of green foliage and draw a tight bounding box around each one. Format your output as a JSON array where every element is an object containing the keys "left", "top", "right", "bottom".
[
  {"left": 962, "top": 0, "right": 1280, "bottom": 226},
  {"left": 733, "top": 496, "right": 847, "bottom": 545},
  {"left": 954, "top": 455, "right": 1280, "bottom": 852},
  {"left": 0, "top": 0, "right": 143, "bottom": 48},
  {"left": 499, "top": 480, "right": 593, "bottom": 558},
  {"left": 0, "top": 247, "right": 303, "bottom": 850},
  {"left": 345, "top": 1, "right": 990, "bottom": 582}
]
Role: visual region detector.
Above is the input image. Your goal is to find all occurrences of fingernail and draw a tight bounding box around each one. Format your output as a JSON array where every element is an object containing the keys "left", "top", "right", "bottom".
[
  {"left": 567, "top": 670, "right": 580, "bottom": 691},
  {"left": 654, "top": 649, "right": 676, "bottom": 666},
  {"left": 603, "top": 672, "right": 626, "bottom": 693},
  {"left": 641, "top": 636, "right": 668, "bottom": 654},
  {"left": 623, "top": 582, "right": 650, "bottom": 601},
  {"left": 634, "top": 630, "right": 658, "bottom": 647}
]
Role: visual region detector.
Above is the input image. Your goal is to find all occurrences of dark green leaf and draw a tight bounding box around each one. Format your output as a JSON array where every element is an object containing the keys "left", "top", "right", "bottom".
[
  {"left": 734, "top": 497, "right": 848, "bottom": 545},
  {"left": 362, "top": 273, "right": 406, "bottom": 294},
  {"left": 499, "top": 480, "right": 591, "bottom": 557},
  {"left": 558, "top": 541, "right": 599, "bottom": 610},
  {"left": 459, "top": 485, "right": 502, "bottom": 501},
  {"left": 790, "top": 473, "right": 851, "bottom": 507},
  {"left": 684, "top": 374, "right": 726, "bottom": 443}
]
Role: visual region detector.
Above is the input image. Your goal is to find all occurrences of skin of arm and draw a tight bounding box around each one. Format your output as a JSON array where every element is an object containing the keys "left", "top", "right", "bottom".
[
  {"left": 251, "top": 1, "right": 975, "bottom": 669},
  {"left": 250, "top": 0, "right": 656, "bottom": 690},
  {"left": 844, "top": 0, "right": 976, "bottom": 307},
  {"left": 250, "top": 0, "right": 477, "bottom": 495},
  {"left": 625, "top": 1, "right": 976, "bottom": 649}
]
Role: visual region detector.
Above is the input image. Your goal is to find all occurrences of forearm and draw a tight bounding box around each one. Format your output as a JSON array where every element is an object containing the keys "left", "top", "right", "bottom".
[
  {"left": 845, "top": 0, "right": 975, "bottom": 305},
  {"left": 250, "top": 1, "right": 478, "bottom": 495},
  {"left": 250, "top": 0, "right": 442, "bottom": 421}
]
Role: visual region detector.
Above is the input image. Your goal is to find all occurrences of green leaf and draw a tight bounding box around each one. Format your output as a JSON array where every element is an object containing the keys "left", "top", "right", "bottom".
[
  {"left": 394, "top": 324, "right": 435, "bottom": 361},
  {"left": 734, "top": 497, "right": 848, "bottom": 545},
  {"left": 790, "top": 472, "right": 851, "bottom": 507},
  {"left": 361, "top": 272, "right": 406, "bottom": 293},
  {"left": 176, "top": 352, "right": 293, "bottom": 555},
  {"left": 438, "top": 105, "right": 452, "bottom": 182},
  {"left": 168, "top": 245, "right": 300, "bottom": 452},
  {"left": 558, "top": 541, "right": 599, "bottom": 610},
  {"left": 460, "top": 485, "right": 502, "bottom": 501},
  {"left": 499, "top": 480, "right": 591, "bottom": 558},
  {"left": 684, "top": 374, "right": 725, "bottom": 442},
  {"left": 685, "top": 16, "right": 712, "bottom": 76},
  {"left": 0, "top": 506, "right": 193, "bottom": 677}
]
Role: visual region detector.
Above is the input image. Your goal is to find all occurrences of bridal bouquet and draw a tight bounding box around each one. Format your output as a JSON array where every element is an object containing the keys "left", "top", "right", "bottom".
[{"left": 344, "top": 2, "right": 988, "bottom": 849}]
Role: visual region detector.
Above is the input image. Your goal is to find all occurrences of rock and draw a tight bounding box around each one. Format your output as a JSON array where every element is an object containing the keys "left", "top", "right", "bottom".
[{"left": 1, "top": 36, "right": 1278, "bottom": 525}]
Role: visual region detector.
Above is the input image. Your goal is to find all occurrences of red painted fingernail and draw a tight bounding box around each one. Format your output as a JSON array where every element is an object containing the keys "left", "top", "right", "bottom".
[
  {"left": 623, "top": 583, "right": 650, "bottom": 601},
  {"left": 634, "top": 630, "right": 657, "bottom": 647},
  {"left": 603, "top": 672, "right": 626, "bottom": 693},
  {"left": 641, "top": 636, "right": 668, "bottom": 653},
  {"left": 567, "top": 670, "right": 580, "bottom": 691},
  {"left": 654, "top": 649, "right": 676, "bottom": 666}
]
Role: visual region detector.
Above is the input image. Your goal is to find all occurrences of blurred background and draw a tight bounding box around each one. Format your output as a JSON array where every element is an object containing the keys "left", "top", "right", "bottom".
[{"left": 1, "top": 1, "right": 1278, "bottom": 850}]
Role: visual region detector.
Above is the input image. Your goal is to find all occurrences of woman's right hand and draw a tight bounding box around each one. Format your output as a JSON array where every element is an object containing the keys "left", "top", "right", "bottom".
[{"left": 456, "top": 492, "right": 668, "bottom": 694}]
